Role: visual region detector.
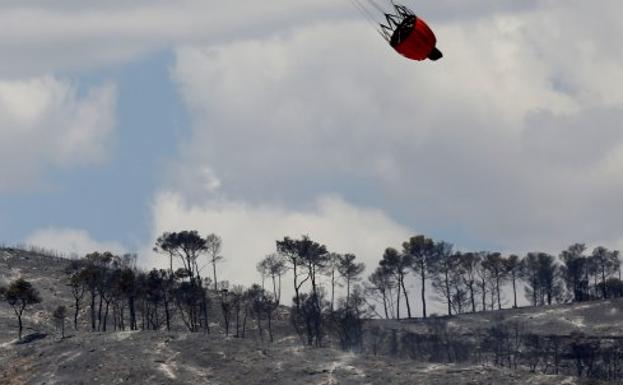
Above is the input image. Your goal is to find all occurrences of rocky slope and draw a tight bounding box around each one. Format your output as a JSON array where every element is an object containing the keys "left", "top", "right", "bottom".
[
  {"left": 0, "top": 331, "right": 597, "bottom": 385},
  {"left": 0, "top": 248, "right": 612, "bottom": 384}
]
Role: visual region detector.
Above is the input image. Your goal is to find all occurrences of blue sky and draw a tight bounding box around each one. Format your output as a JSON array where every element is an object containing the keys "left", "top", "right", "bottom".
[
  {"left": 0, "top": 51, "right": 186, "bottom": 250},
  {"left": 1, "top": 1, "right": 623, "bottom": 309}
]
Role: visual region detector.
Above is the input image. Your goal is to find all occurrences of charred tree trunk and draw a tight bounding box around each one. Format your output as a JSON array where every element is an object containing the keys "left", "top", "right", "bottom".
[
  {"left": 382, "top": 288, "right": 390, "bottom": 319},
  {"left": 242, "top": 308, "right": 248, "bottom": 338},
  {"left": 90, "top": 291, "right": 96, "bottom": 332},
  {"left": 102, "top": 300, "right": 110, "bottom": 332},
  {"left": 468, "top": 282, "right": 476, "bottom": 313},
  {"left": 401, "top": 274, "right": 412, "bottom": 318},
  {"left": 480, "top": 278, "right": 486, "bottom": 312},
  {"left": 120, "top": 305, "right": 125, "bottom": 331},
  {"left": 330, "top": 268, "right": 336, "bottom": 312},
  {"left": 213, "top": 262, "right": 218, "bottom": 291},
  {"left": 278, "top": 274, "right": 282, "bottom": 304},
  {"left": 202, "top": 292, "right": 210, "bottom": 334},
  {"left": 420, "top": 268, "right": 427, "bottom": 319},
  {"left": 164, "top": 298, "right": 171, "bottom": 331},
  {"left": 15, "top": 305, "right": 25, "bottom": 341},
  {"left": 74, "top": 297, "right": 80, "bottom": 330},
  {"left": 512, "top": 275, "right": 518, "bottom": 308},
  {"left": 496, "top": 275, "right": 502, "bottom": 310},
  {"left": 267, "top": 309, "right": 274, "bottom": 343},
  {"left": 97, "top": 294, "right": 103, "bottom": 331},
  {"left": 235, "top": 306, "right": 241, "bottom": 337},
  {"left": 113, "top": 304, "right": 118, "bottom": 331},
  {"left": 445, "top": 270, "right": 452, "bottom": 316},
  {"left": 272, "top": 275, "right": 278, "bottom": 305},
  {"left": 395, "top": 277, "right": 401, "bottom": 319},
  {"left": 129, "top": 295, "right": 137, "bottom": 331},
  {"left": 18, "top": 314, "right": 23, "bottom": 340},
  {"left": 257, "top": 312, "right": 263, "bottom": 342}
]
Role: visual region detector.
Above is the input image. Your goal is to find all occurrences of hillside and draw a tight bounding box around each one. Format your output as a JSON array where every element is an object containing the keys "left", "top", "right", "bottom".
[
  {"left": 0, "top": 248, "right": 74, "bottom": 342},
  {"left": 0, "top": 248, "right": 612, "bottom": 384},
  {"left": 370, "top": 297, "right": 623, "bottom": 338},
  {"left": 1, "top": 330, "right": 599, "bottom": 385}
]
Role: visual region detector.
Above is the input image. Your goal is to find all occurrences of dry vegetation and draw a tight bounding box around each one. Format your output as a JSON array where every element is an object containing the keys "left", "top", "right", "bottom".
[{"left": 1, "top": 248, "right": 617, "bottom": 384}]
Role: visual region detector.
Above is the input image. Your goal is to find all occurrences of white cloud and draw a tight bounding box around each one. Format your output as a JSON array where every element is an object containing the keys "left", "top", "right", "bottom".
[
  {"left": 146, "top": 192, "right": 413, "bottom": 293},
  {"left": 2, "top": 0, "right": 619, "bottom": 307},
  {"left": 165, "top": 1, "right": 623, "bottom": 257},
  {"left": 0, "top": 0, "right": 549, "bottom": 77},
  {"left": 0, "top": 76, "right": 116, "bottom": 191},
  {"left": 25, "top": 228, "right": 127, "bottom": 258},
  {"left": 0, "top": 0, "right": 346, "bottom": 76}
]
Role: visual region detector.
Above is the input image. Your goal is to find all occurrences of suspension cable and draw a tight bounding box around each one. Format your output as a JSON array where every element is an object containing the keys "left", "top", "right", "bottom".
[
  {"left": 350, "top": 0, "right": 378, "bottom": 26},
  {"left": 363, "top": 0, "right": 390, "bottom": 14},
  {"left": 350, "top": 0, "right": 390, "bottom": 41}
]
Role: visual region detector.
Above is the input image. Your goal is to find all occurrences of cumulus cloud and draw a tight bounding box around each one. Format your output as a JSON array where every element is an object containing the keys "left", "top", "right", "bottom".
[
  {"left": 146, "top": 192, "right": 413, "bottom": 291},
  {"left": 25, "top": 228, "right": 127, "bottom": 258},
  {"left": 1, "top": 0, "right": 618, "bottom": 302},
  {"left": 0, "top": 0, "right": 346, "bottom": 76},
  {"left": 0, "top": 76, "right": 116, "bottom": 191},
  {"left": 0, "top": 0, "right": 549, "bottom": 77},
  {"left": 165, "top": 0, "right": 623, "bottom": 260}
]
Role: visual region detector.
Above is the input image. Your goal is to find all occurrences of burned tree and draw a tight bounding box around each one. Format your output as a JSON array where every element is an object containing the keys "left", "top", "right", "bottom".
[
  {"left": 228, "top": 285, "right": 247, "bottom": 338},
  {"left": 430, "top": 242, "right": 457, "bottom": 316},
  {"left": 53, "top": 305, "right": 67, "bottom": 339},
  {"left": 155, "top": 231, "right": 210, "bottom": 332},
  {"left": 220, "top": 288, "right": 234, "bottom": 336},
  {"left": 298, "top": 236, "right": 330, "bottom": 346},
  {"left": 380, "top": 247, "right": 412, "bottom": 319},
  {"left": 403, "top": 235, "right": 435, "bottom": 319},
  {"left": 481, "top": 252, "right": 507, "bottom": 310},
  {"left": 324, "top": 252, "right": 341, "bottom": 312},
  {"left": 246, "top": 284, "right": 278, "bottom": 343},
  {"left": 591, "top": 246, "right": 620, "bottom": 299},
  {"left": 257, "top": 253, "right": 287, "bottom": 304},
  {"left": 337, "top": 253, "right": 365, "bottom": 308},
  {"left": 2, "top": 278, "right": 41, "bottom": 340},
  {"left": 457, "top": 252, "right": 481, "bottom": 313},
  {"left": 330, "top": 285, "right": 367, "bottom": 352},
  {"left": 154, "top": 232, "right": 176, "bottom": 273},
  {"left": 522, "top": 252, "right": 561, "bottom": 306},
  {"left": 276, "top": 236, "right": 307, "bottom": 313},
  {"left": 118, "top": 267, "right": 138, "bottom": 330},
  {"left": 277, "top": 235, "right": 329, "bottom": 345},
  {"left": 560, "top": 244, "right": 589, "bottom": 302},
  {"left": 366, "top": 266, "right": 395, "bottom": 319},
  {"left": 65, "top": 261, "right": 87, "bottom": 330},
  {"left": 205, "top": 233, "right": 223, "bottom": 291},
  {"left": 505, "top": 254, "right": 521, "bottom": 309}
]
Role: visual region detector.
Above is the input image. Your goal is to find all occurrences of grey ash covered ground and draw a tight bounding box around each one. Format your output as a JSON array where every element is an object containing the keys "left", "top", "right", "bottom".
[
  {"left": 0, "top": 331, "right": 594, "bottom": 385},
  {"left": 0, "top": 248, "right": 610, "bottom": 384},
  {"left": 368, "top": 297, "right": 623, "bottom": 338}
]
